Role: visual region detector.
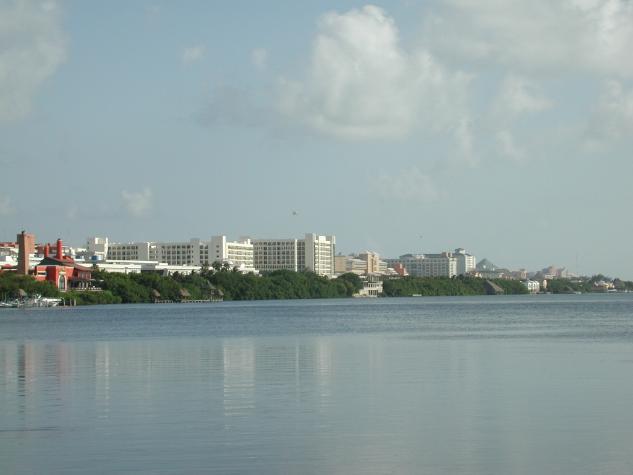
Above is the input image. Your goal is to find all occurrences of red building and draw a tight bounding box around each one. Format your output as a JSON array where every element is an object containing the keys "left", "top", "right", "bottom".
[{"left": 33, "top": 239, "right": 92, "bottom": 291}]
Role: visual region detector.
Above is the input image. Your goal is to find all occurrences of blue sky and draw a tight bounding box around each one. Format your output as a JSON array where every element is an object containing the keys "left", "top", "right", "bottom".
[{"left": 1, "top": 0, "right": 633, "bottom": 278}]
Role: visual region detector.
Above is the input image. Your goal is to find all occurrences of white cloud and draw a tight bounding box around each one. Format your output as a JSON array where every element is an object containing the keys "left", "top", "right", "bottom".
[
  {"left": 496, "top": 130, "right": 526, "bottom": 161},
  {"left": 65, "top": 203, "right": 78, "bottom": 220},
  {"left": 588, "top": 80, "right": 633, "bottom": 142},
  {"left": 375, "top": 167, "right": 440, "bottom": 203},
  {"left": 251, "top": 48, "right": 268, "bottom": 70},
  {"left": 121, "top": 187, "right": 153, "bottom": 216},
  {"left": 145, "top": 4, "right": 161, "bottom": 19},
  {"left": 0, "top": 194, "right": 14, "bottom": 215},
  {"left": 0, "top": 0, "right": 67, "bottom": 122},
  {"left": 182, "top": 44, "right": 205, "bottom": 64},
  {"left": 453, "top": 116, "right": 477, "bottom": 165},
  {"left": 279, "top": 5, "right": 470, "bottom": 140},
  {"left": 494, "top": 75, "right": 552, "bottom": 116},
  {"left": 424, "top": 0, "right": 633, "bottom": 77}
]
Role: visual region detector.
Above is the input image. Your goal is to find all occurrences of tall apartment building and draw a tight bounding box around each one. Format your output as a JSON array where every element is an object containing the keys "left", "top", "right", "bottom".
[
  {"left": 252, "top": 233, "right": 335, "bottom": 277},
  {"left": 305, "top": 234, "right": 335, "bottom": 277},
  {"left": 454, "top": 248, "right": 476, "bottom": 275}
]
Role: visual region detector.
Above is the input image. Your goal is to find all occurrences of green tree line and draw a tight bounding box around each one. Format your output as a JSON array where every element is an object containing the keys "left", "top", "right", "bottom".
[
  {"left": 6, "top": 268, "right": 632, "bottom": 306},
  {"left": 382, "top": 275, "right": 529, "bottom": 297},
  {"left": 91, "top": 269, "right": 364, "bottom": 303}
]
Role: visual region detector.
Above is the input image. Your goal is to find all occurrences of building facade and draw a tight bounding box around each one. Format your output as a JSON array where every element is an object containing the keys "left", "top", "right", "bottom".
[
  {"left": 104, "top": 236, "right": 254, "bottom": 271},
  {"left": 252, "top": 234, "right": 335, "bottom": 277},
  {"left": 17, "top": 231, "right": 35, "bottom": 275},
  {"left": 252, "top": 238, "right": 300, "bottom": 272},
  {"left": 86, "top": 237, "right": 109, "bottom": 261},
  {"left": 107, "top": 241, "right": 156, "bottom": 261},
  {"left": 335, "top": 251, "right": 388, "bottom": 276},
  {"left": 454, "top": 248, "right": 476, "bottom": 275},
  {"left": 304, "top": 234, "right": 335, "bottom": 277},
  {"left": 209, "top": 236, "right": 254, "bottom": 270},
  {"left": 386, "top": 249, "right": 476, "bottom": 278}
]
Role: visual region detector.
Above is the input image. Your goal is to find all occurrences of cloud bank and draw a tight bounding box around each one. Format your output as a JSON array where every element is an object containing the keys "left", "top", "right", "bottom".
[
  {"left": 425, "top": 0, "right": 633, "bottom": 77},
  {"left": 375, "top": 167, "right": 440, "bottom": 203},
  {"left": 0, "top": 194, "right": 13, "bottom": 216},
  {"left": 0, "top": 0, "right": 66, "bottom": 121},
  {"left": 182, "top": 44, "right": 205, "bottom": 64},
  {"left": 279, "top": 5, "right": 470, "bottom": 140},
  {"left": 121, "top": 187, "right": 153, "bottom": 217}
]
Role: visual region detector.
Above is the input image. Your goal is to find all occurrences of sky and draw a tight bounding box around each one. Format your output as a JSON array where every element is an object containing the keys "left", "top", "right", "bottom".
[{"left": 1, "top": 0, "right": 633, "bottom": 278}]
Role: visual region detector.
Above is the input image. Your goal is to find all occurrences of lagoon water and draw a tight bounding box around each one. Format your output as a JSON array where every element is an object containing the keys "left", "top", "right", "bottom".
[{"left": 1, "top": 294, "right": 633, "bottom": 474}]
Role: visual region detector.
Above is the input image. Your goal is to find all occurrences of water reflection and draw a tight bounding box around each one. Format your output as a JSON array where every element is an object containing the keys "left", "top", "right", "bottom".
[
  {"left": 2, "top": 295, "right": 633, "bottom": 474},
  {"left": 223, "top": 339, "right": 255, "bottom": 417}
]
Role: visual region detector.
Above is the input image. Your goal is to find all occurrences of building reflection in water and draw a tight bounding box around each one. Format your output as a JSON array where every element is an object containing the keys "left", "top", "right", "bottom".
[
  {"left": 222, "top": 338, "right": 255, "bottom": 418},
  {"left": 95, "top": 342, "right": 111, "bottom": 418},
  {"left": 315, "top": 339, "right": 332, "bottom": 409}
]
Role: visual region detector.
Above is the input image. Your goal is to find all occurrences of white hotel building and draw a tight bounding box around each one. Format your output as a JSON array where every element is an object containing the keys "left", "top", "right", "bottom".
[
  {"left": 253, "top": 234, "right": 335, "bottom": 277},
  {"left": 103, "top": 236, "right": 255, "bottom": 271},
  {"left": 385, "top": 249, "right": 476, "bottom": 278},
  {"left": 93, "top": 233, "right": 334, "bottom": 276}
]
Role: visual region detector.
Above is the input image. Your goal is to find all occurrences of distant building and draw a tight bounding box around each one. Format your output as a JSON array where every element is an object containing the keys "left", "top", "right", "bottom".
[
  {"left": 355, "top": 274, "right": 383, "bottom": 297},
  {"left": 522, "top": 280, "right": 540, "bottom": 293},
  {"left": 106, "top": 241, "right": 157, "bottom": 261},
  {"left": 391, "top": 262, "right": 408, "bottom": 276},
  {"left": 208, "top": 236, "right": 254, "bottom": 270},
  {"left": 385, "top": 249, "right": 476, "bottom": 278},
  {"left": 475, "top": 258, "right": 510, "bottom": 279},
  {"left": 104, "top": 236, "right": 255, "bottom": 271},
  {"left": 86, "top": 237, "right": 109, "bottom": 261},
  {"left": 0, "top": 241, "right": 19, "bottom": 271},
  {"left": 541, "top": 266, "right": 566, "bottom": 279},
  {"left": 453, "top": 248, "right": 476, "bottom": 275},
  {"left": 386, "top": 253, "right": 452, "bottom": 278},
  {"left": 358, "top": 251, "right": 382, "bottom": 274},
  {"left": 33, "top": 239, "right": 92, "bottom": 291},
  {"left": 335, "top": 251, "right": 389, "bottom": 276},
  {"left": 252, "top": 234, "right": 335, "bottom": 277},
  {"left": 17, "top": 231, "right": 35, "bottom": 275},
  {"left": 91, "top": 233, "right": 334, "bottom": 276},
  {"left": 335, "top": 255, "right": 366, "bottom": 275},
  {"left": 253, "top": 238, "right": 300, "bottom": 272},
  {"left": 90, "top": 260, "right": 201, "bottom": 275}
]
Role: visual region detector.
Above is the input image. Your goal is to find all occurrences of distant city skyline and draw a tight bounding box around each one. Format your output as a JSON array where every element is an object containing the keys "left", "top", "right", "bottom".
[{"left": 1, "top": 1, "right": 632, "bottom": 278}]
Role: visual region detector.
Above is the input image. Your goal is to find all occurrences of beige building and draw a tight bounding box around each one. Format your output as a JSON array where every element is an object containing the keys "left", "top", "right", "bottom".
[{"left": 335, "top": 251, "right": 388, "bottom": 275}]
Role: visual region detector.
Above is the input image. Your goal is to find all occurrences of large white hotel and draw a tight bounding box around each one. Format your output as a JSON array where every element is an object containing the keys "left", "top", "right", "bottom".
[
  {"left": 90, "top": 233, "right": 336, "bottom": 277},
  {"left": 384, "top": 248, "right": 476, "bottom": 278},
  {"left": 253, "top": 234, "right": 336, "bottom": 276}
]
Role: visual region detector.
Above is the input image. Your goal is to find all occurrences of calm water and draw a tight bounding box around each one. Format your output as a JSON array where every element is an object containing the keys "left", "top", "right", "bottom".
[{"left": 1, "top": 295, "right": 633, "bottom": 474}]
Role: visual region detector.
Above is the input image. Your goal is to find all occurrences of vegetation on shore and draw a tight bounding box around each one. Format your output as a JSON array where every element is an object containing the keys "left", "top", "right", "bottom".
[
  {"left": 382, "top": 275, "right": 529, "bottom": 297},
  {"left": 3, "top": 269, "right": 633, "bottom": 306},
  {"left": 92, "top": 268, "right": 364, "bottom": 303},
  {"left": 546, "top": 276, "right": 633, "bottom": 293}
]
